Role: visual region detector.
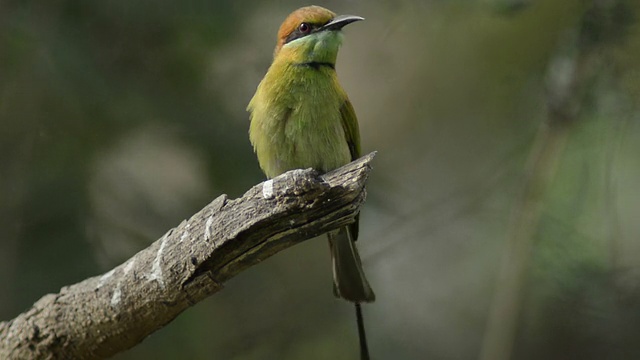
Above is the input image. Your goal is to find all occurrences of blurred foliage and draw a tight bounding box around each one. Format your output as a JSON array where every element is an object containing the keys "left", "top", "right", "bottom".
[{"left": 1, "top": 0, "right": 640, "bottom": 359}]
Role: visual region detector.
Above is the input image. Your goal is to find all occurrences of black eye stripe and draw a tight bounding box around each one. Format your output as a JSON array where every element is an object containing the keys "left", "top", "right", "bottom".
[{"left": 283, "top": 21, "right": 325, "bottom": 44}]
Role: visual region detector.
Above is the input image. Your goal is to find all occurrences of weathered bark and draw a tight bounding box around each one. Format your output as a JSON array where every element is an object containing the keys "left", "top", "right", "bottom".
[{"left": 0, "top": 152, "right": 375, "bottom": 360}]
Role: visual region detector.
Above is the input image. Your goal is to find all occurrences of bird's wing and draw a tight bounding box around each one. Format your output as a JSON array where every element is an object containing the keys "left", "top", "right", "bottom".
[
  {"left": 340, "top": 99, "right": 361, "bottom": 161},
  {"left": 340, "top": 99, "right": 361, "bottom": 241}
]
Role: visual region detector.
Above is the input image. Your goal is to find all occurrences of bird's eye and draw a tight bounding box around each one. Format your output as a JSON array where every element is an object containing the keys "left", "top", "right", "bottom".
[{"left": 298, "top": 23, "right": 311, "bottom": 33}]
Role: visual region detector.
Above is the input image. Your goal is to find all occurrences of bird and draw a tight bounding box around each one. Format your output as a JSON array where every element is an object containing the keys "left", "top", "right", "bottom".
[{"left": 247, "top": 5, "right": 375, "bottom": 304}]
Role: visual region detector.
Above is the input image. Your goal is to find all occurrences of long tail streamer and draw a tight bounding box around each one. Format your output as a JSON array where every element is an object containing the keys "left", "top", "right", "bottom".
[{"left": 355, "top": 303, "right": 370, "bottom": 360}]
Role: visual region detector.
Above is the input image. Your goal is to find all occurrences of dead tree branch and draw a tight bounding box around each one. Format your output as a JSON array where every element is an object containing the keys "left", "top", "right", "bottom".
[{"left": 0, "top": 152, "right": 376, "bottom": 360}]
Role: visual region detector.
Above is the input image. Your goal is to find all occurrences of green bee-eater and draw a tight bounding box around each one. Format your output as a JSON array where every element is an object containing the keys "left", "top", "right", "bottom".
[{"left": 248, "top": 6, "right": 375, "bottom": 303}]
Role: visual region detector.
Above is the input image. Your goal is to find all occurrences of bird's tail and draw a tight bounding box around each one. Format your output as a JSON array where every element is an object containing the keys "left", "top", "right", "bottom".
[{"left": 328, "top": 226, "right": 375, "bottom": 303}]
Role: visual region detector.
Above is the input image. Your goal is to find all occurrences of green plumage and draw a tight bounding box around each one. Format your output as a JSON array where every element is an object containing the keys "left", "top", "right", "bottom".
[
  {"left": 247, "top": 10, "right": 374, "bottom": 303},
  {"left": 248, "top": 31, "right": 359, "bottom": 177}
]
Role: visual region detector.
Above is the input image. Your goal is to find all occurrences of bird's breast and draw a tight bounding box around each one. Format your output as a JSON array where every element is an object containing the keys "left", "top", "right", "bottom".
[{"left": 248, "top": 65, "right": 351, "bottom": 178}]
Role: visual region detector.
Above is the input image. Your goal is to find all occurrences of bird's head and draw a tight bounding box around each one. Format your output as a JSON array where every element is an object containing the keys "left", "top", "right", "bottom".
[{"left": 273, "top": 6, "right": 363, "bottom": 66}]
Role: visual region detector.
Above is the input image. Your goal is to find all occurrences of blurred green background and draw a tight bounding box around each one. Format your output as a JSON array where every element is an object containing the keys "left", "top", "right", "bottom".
[{"left": 2, "top": 0, "right": 640, "bottom": 359}]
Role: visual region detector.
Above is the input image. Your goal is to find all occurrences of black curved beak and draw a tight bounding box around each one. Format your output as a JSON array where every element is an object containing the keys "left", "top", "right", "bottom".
[{"left": 321, "top": 15, "right": 364, "bottom": 31}]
